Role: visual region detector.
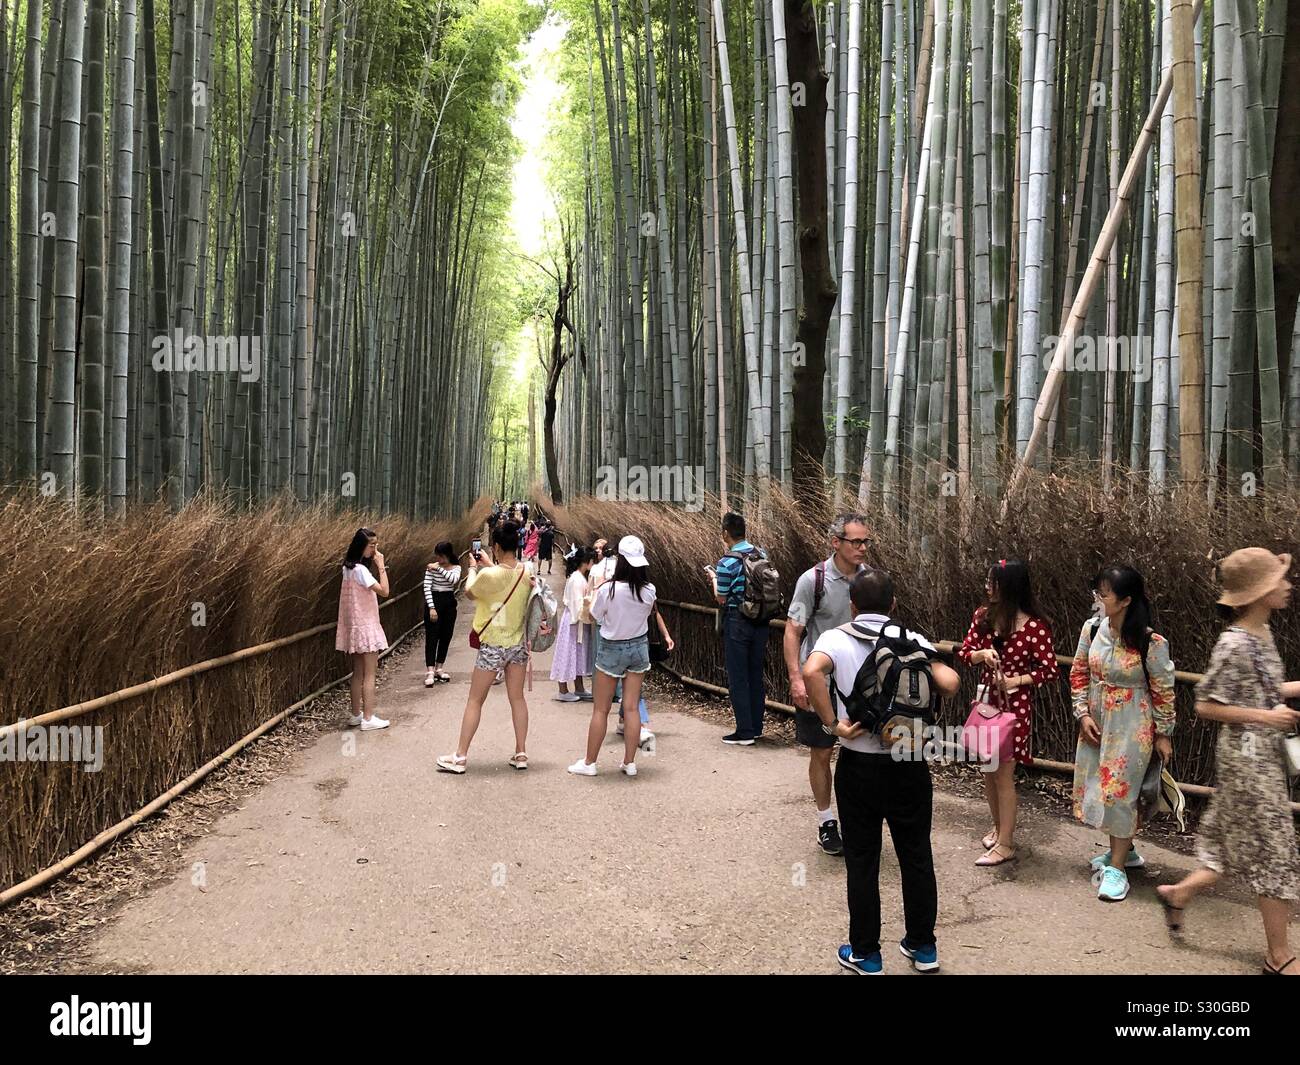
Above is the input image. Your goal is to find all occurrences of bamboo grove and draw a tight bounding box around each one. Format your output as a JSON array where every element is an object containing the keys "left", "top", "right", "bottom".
[
  {"left": 542, "top": 0, "right": 1300, "bottom": 516},
  {"left": 0, "top": 0, "right": 536, "bottom": 516}
]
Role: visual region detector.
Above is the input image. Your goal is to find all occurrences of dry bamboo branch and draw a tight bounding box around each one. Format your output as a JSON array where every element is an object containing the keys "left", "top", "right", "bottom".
[{"left": 1003, "top": 0, "right": 1205, "bottom": 509}]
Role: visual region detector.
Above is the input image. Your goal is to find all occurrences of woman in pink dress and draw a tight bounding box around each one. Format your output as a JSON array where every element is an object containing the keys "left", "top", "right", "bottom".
[
  {"left": 337, "top": 528, "right": 391, "bottom": 730},
  {"left": 523, "top": 521, "right": 540, "bottom": 562}
]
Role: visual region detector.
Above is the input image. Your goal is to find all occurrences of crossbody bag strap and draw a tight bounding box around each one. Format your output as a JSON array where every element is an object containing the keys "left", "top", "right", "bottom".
[{"left": 473, "top": 566, "right": 527, "bottom": 640}]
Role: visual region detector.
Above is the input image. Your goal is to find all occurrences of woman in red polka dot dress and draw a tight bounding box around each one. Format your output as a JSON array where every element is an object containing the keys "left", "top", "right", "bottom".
[{"left": 957, "top": 559, "right": 1059, "bottom": 867}]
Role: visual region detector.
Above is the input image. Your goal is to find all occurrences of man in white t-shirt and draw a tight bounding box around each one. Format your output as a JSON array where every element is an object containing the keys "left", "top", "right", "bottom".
[{"left": 802, "top": 568, "right": 959, "bottom": 976}]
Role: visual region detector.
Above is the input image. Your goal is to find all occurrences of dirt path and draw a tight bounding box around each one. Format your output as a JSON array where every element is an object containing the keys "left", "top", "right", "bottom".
[{"left": 75, "top": 576, "right": 1289, "bottom": 975}]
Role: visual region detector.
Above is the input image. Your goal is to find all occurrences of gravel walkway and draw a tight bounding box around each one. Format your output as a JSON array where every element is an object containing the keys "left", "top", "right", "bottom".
[{"left": 66, "top": 577, "right": 1291, "bottom": 975}]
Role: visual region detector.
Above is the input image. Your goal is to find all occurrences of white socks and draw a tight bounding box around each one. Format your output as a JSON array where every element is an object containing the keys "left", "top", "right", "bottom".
[{"left": 817, "top": 807, "right": 836, "bottom": 826}]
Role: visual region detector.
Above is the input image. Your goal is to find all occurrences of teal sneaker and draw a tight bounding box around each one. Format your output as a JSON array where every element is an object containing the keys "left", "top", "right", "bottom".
[
  {"left": 1090, "top": 848, "right": 1145, "bottom": 871},
  {"left": 1097, "top": 865, "right": 1130, "bottom": 901},
  {"left": 837, "top": 945, "right": 883, "bottom": 974}
]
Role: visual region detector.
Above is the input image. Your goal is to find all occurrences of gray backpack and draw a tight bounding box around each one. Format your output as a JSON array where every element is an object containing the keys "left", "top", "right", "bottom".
[
  {"left": 524, "top": 576, "right": 559, "bottom": 653},
  {"left": 725, "top": 547, "right": 785, "bottom": 623}
]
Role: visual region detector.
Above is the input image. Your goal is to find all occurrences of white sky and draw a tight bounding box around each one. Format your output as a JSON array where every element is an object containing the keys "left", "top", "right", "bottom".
[
  {"left": 507, "top": 13, "right": 567, "bottom": 386},
  {"left": 509, "top": 14, "right": 567, "bottom": 264}
]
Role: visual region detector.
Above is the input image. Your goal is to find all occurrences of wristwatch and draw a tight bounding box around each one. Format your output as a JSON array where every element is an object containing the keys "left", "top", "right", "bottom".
[{"left": 820, "top": 721, "right": 838, "bottom": 736}]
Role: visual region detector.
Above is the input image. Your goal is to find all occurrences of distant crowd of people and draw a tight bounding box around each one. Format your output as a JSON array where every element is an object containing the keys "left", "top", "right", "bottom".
[{"left": 334, "top": 506, "right": 1300, "bottom": 978}]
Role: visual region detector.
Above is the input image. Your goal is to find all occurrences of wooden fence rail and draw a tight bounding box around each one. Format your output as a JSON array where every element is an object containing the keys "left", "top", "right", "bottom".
[
  {"left": 655, "top": 600, "right": 1300, "bottom": 814},
  {"left": 1, "top": 585, "right": 423, "bottom": 905}
]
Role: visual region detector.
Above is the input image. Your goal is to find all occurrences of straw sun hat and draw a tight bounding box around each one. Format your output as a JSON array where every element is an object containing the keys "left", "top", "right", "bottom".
[{"left": 1216, "top": 548, "right": 1292, "bottom": 608}]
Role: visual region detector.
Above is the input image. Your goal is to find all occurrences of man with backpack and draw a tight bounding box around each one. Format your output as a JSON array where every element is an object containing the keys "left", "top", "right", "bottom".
[
  {"left": 784, "top": 513, "right": 871, "bottom": 854},
  {"left": 713, "top": 512, "right": 782, "bottom": 745},
  {"left": 802, "top": 568, "right": 960, "bottom": 975}
]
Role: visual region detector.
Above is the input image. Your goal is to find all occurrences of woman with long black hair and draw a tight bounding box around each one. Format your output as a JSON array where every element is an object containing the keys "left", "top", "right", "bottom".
[
  {"left": 336, "top": 528, "right": 391, "bottom": 730},
  {"left": 957, "top": 559, "right": 1058, "bottom": 865},
  {"left": 1070, "top": 565, "right": 1176, "bottom": 901},
  {"left": 423, "top": 541, "right": 462, "bottom": 687},
  {"left": 568, "top": 536, "right": 672, "bottom": 777}
]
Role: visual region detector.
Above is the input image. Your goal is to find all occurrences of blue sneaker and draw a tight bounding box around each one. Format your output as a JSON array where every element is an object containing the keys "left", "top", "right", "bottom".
[
  {"left": 1089, "top": 848, "right": 1145, "bottom": 871},
  {"left": 1097, "top": 865, "right": 1130, "bottom": 901},
  {"left": 837, "top": 945, "right": 882, "bottom": 975},
  {"left": 899, "top": 938, "right": 939, "bottom": 972}
]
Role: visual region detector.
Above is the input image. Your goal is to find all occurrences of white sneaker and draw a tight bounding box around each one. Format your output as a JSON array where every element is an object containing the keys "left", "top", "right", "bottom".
[
  {"left": 360, "top": 716, "right": 389, "bottom": 731},
  {"left": 619, "top": 761, "right": 638, "bottom": 777},
  {"left": 567, "top": 759, "right": 597, "bottom": 776},
  {"left": 347, "top": 713, "right": 364, "bottom": 727},
  {"left": 554, "top": 692, "right": 581, "bottom": 702},
  {"left": 615, "top": 723, "right": 625, "bottom": 735},
  {"left": 639, "top": 728, "right": 655, "bottom": 749}
]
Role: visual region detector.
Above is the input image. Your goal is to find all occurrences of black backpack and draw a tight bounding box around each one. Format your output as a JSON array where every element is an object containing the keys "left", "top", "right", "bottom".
[
  {"left": 725, "top": 547, "right": 785, "bottom": 623},
  {"left": 837, "top": 620, "right": 936, "bottom": 737}
]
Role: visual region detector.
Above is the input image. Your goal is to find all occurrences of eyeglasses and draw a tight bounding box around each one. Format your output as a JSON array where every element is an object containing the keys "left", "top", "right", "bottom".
[{"left": 835, "top": 536, "right": 871, "bottom": 549}]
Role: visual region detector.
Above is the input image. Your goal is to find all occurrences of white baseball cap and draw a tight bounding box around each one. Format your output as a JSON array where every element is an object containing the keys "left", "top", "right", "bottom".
[{"left": 617, "top": 535, "right": 649, "bottom": 567}]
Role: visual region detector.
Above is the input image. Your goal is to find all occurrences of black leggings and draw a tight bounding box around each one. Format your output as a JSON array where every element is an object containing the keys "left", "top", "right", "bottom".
[{"left": 425, "top": 592, "right": 458, "bottom": 666}]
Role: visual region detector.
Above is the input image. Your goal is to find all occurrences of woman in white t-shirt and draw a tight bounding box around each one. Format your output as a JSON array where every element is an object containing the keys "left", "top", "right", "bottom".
[
  {"left": 568, "top": 536, "right": 672, "bottom": 778},
  {"left": 336, "top": 527, "right": 392, "bottom": 730}
]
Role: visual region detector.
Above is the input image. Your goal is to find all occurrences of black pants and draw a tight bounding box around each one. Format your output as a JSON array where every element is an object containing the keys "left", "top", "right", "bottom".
[
  {"left": 834, "top": 748, "right": 937, "bottom": 957},
  {"left": 424, "top": 592, "right": 457, "bottom": 666}
]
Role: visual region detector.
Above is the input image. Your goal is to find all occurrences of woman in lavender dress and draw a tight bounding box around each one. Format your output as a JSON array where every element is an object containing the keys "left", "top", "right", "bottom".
[{"left": 551, "top": 547, "right": 595, "bottom": 702}]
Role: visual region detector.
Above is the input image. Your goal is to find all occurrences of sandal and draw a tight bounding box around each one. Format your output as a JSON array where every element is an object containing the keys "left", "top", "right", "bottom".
[
  {"left": 424, "top": 672, "right": 436, "bottom": 688},
  {"left": 982, "top": 830, "right": 998, "bottom": 850},
  {"left": 508, "top": 752, "right": 529, "bottom": 770},
  {"left": 1263, "top": 956, "right": 1296, "bottom": 975},
  {"left": 975, "top": 844, "right": 1017, "bottom": 867},
  {"left": 437, "top": 671, "right": 452, "bottom": 683},
  {"left": 1155, "top": 885, "right": 1185, "bottom": 935},
  {"left": 435, "top": 754, "right": 467, "bottom": 774}
]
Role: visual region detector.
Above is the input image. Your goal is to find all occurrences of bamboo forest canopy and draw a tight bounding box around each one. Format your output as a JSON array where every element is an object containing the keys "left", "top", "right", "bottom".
[
  {"left": 3, "top": 0, "right": 1300, "bottom": 522},
  {"left": 537, "top": 0, "right": 1300, "bottom": 517},
  {"left": 0, "top": 0, "right": 540, "bottom": 517}
]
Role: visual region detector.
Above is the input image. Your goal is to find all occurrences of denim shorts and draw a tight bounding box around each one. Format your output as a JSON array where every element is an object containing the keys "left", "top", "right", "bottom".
[{"left": 594, "top": 634, "right": 650, "bottom": 679}]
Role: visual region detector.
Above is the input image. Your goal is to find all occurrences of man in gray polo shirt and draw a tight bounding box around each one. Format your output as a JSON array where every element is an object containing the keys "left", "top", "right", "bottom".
[{"left": 783, "top": 513, "right": 871, "bottom": 855}]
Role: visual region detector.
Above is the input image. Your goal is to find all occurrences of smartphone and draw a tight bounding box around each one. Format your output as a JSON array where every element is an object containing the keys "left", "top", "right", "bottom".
[
  {"left": 703, "top": 564, "right": 716, "bottom": 577},
  {"left": 472, "top": 538, "right": 482, "bottom": 556}
]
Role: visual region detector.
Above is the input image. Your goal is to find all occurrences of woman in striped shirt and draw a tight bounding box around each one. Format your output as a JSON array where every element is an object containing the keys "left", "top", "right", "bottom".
[{"left": 424, "top": 541, "right": 462, "bottom": 686}]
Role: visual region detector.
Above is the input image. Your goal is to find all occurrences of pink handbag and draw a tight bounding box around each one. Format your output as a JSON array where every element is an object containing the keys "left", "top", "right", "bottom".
[{"left": 961, "top": 677, "right": 1017, "bottom": 769}]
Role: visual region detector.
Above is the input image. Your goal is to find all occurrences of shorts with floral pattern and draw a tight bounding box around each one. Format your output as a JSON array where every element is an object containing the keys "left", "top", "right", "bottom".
[{"left": 475, "top": 641, "right": 530, "bottom": 673}]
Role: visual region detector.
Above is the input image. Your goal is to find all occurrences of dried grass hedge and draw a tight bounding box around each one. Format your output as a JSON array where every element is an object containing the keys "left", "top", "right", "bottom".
[
  {"left": 0, "top": 493, "right": 470, "bottom": 889},
  {"left": 546, "top": 469, "right": 1300, "bottom": 793}
]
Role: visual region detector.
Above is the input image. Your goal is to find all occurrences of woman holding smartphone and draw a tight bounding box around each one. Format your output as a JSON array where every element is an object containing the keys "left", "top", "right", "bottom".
[
  {"left": 336, "top": 528, "right": 391, "bottom": 730},
  {"left": 436, "top": 521, "right": 534, "bottom": 773}
]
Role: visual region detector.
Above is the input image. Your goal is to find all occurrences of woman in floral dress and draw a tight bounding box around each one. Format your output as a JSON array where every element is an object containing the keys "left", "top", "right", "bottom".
[
  {"left": 958, "top": 559, "right": 1059, "bottom": 866},
  {"left": 1071, "top": 565, "right": 1175, "bottom": 902},
  {"left": 1157, "top": 548, "right": 1300, "bottom": 975}
]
